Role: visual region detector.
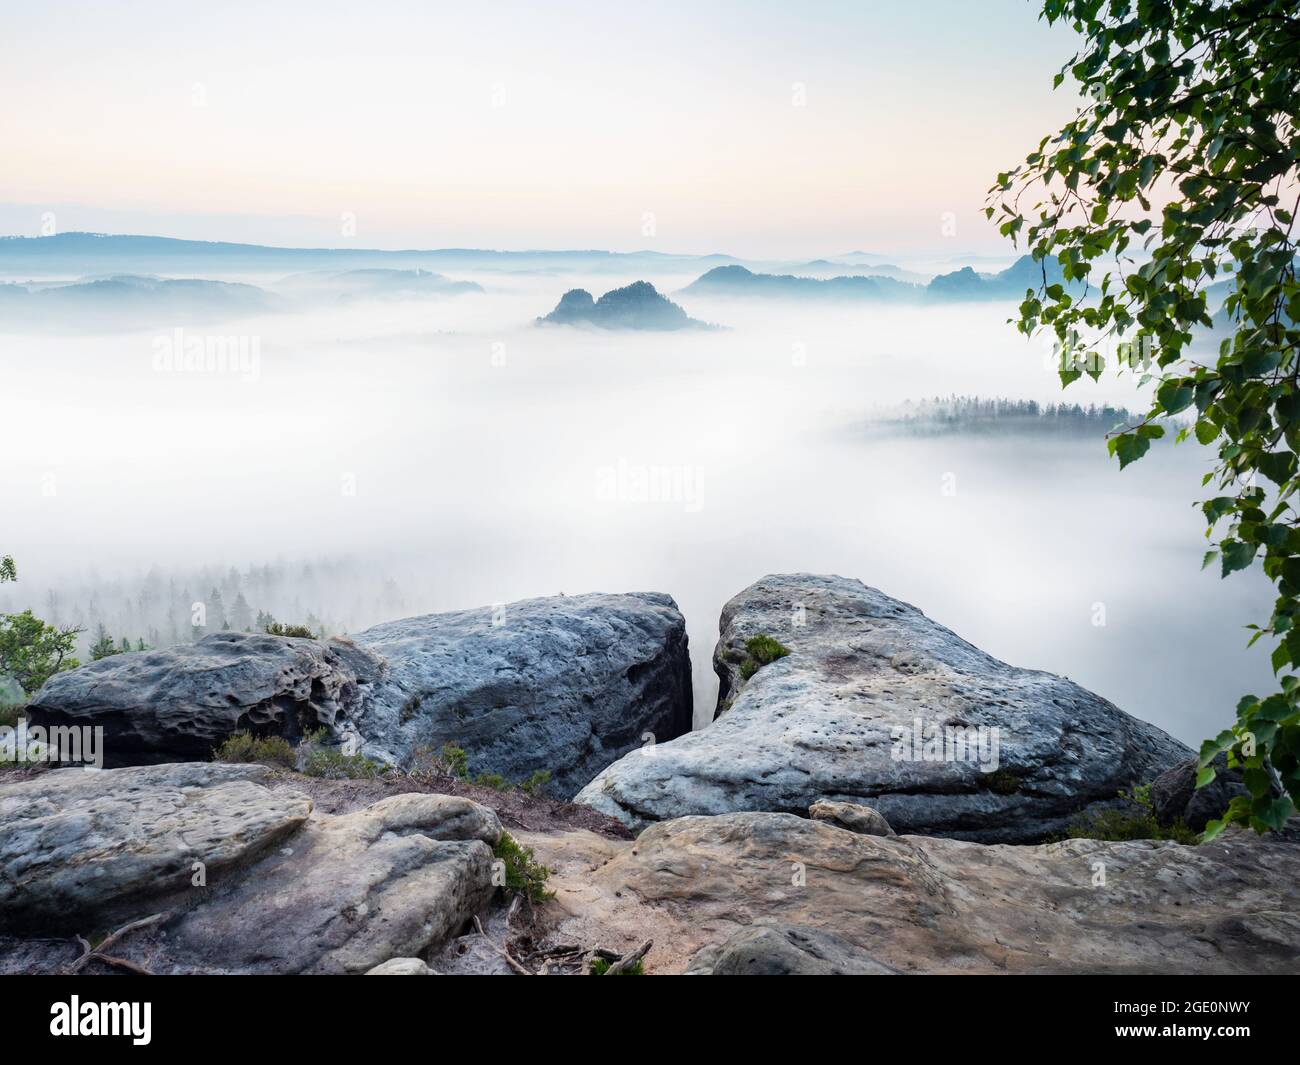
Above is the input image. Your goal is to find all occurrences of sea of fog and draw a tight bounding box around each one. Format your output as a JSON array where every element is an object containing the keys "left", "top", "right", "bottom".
[{"left": 0, "top": 269, "right": 1275, "bottom": 744}]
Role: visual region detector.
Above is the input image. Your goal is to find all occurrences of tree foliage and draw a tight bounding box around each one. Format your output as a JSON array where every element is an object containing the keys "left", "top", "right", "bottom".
[
  {"left": 0, "top": 610, "right": 81, "bottom": 695},
  {"left": 0, "top": 553, "right": 82, "bottom": 696},
  {"left": 992, "top": 0, "right": 1300, "bottom": 836}
]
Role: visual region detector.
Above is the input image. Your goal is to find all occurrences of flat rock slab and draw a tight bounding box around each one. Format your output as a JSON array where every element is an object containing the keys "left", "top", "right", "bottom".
[
  {"left": 526, "top": 812, "right": 1300, "bottom": 974},
  {"left": 0, "top": 763, "right": 311, "bottom": 933},
  {"left": 26, "top": 591, "right": 694, "bottom": 799},
  {"left": 577, "top": 574, "right": 1191, "bottom": 841},
  {"left": 0, "top": 764, "right": 503, "bottom": 974},
  {"left": 165, "top": 792, "right": 500, "bottom": 974}
]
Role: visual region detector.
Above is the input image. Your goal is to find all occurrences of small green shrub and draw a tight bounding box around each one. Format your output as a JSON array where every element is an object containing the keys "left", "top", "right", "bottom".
[
  {"left": 264, "top": 622, "right": 316, "bottom": 638},
  {"left": 590, "top": 957, "right": 645, "bottom": 976},
  {"left": 493, "top": 832, "right": 553, "bottom": 904},
  {"left": 441, "top": 743, "right": 470, "bottom": 779},
  {"left": 300, "top": 746, "right": 387, "bottom": 779},
  {"left": 474, "top": 771, "right": 509, "bottom": 791},
  {"left": 1061, "top": 785, "right": 1199, "bottom": 845},
  {"left": 0, "top": 704, "right": 24, "bottom": 729},
  {"left": 213, "top": 731, "right": 297, "bottom": 767},
  {"left": 737, "top": 633, "right": 791, "bottom": 681},
  {"left": 746, "top": 634, "right": 791, "bottom": 665},
  {"left": 520, "top": 769, "right": 552, "bottom": 796}
]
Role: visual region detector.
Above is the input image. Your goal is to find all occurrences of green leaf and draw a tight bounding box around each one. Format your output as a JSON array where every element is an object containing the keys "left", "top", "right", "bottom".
[
  {"left": 992, "top": 7, "right": 1300, "bottom": 840},
  {"left": 1113, "top": 433, "right": 1150, "bottom": 469},
  {"left": 1200, "top": 818, "right": 1228, "bottom": 843},
  {"left": 1243, "top": 767, "right": 1272, "bottom": 799},
  {"left": 1273, "top": 642, "right": 1292, "bottom": 674},
  {"left": 1198, "top": 731, "right": 1236, "bottom": 767},
  {"left": 1221, "top": 540, "right": 1256, "bottom": 577},
  {"left": 1257, "top": 796, "right": 1295, "bottom": 832},
  {"left": 1156, "top": 380, "right": 1194, "bottom": 414}
]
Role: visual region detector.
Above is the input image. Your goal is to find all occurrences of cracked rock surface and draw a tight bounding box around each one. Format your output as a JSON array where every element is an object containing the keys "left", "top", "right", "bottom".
[{"left": 576, "top": 574, "right": 1191, "bottom": 841}]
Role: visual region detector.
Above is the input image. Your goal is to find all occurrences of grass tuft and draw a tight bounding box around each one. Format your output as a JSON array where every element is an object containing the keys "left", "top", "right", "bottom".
[
  {"left": 737, "top": 633, "right": 791, "bottom": 680},
  {"left": 493, "top": 832, "right": 554, "bottom": 904}
]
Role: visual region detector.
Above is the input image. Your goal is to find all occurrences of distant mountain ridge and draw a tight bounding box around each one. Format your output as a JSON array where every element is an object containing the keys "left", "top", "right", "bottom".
[
  {"left": 0, "top": 232, "right": 744, "bottom": 278},
  {"left": 0, "top": 267, "right": 483, "bottom": 332},
  {"left": 0, "top": 274, "right": 277, "bottom": 329},
  {"left": 683, "top": 255, "right": 1075, "bottom": 303},
  {"left": 0, "top": 232, "right": 1025, "bottom": 284},
  {"left": 276, "top": 268, "right": 483, "bottom": 299},
  {"left": 682, "top": 265, "right": 920, "bottom": 301}
]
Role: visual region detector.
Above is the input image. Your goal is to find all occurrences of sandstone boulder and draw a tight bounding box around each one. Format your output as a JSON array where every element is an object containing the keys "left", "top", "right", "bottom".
[
  {"left": 577, "top": 574, "right": 1192, "bottom": 842},
  {"left": 353, "top": 591, "right": 693, "bottom": 796},
  {"left": 27, "top": 591, "right": 694, "bottom": 798},
  {"left": 26, "top": 632, "right": 378, "bottom": 763}
]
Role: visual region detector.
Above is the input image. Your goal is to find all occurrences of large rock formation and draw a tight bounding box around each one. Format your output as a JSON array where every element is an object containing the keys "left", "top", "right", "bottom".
[
  {"left": 26, "top": 632, "right": 378, "bottom": 763},
  {"left": 0, "top": 764, "right": 502, "bottom": 973},
  {"left": 537, "top": 281, "right": 710, "bottom": 330},
  {"left": 577, "top": 574, "right": 1191, "bottom": 841},
  {"left": 352, "top": 592, "right": 692, "bottom": 796},
  {"left": 27, "top": 591, "right": 693, "bottom": 798},
  {"left": 523, "top": 810, "right": 1300, "bottom": 974}
]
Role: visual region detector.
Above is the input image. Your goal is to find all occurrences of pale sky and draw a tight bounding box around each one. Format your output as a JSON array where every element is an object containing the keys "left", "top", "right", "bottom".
[{"left": 0, "top": 0, "right": 1081, "bottom": 258}]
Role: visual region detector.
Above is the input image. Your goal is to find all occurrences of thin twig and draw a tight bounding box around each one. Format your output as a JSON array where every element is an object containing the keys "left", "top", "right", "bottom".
[
  {"left": 603, "top": 939, "right": 652, "bottom": 976},
  {"left": 65, "top": 912, "right": 169, "bottom": 975},
  {"left": 472, "top": 914, "right": 533, "bottom": 976}
]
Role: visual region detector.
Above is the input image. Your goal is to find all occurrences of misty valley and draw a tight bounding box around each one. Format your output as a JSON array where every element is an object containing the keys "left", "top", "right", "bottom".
[{"left": 0, "top": 234, "right": 1274, "bottom": 744}]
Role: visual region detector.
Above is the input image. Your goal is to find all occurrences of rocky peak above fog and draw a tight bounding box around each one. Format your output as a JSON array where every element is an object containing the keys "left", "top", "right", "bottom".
[{"left": 538, "top": 280, "right": 711, "bottom": 330}]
